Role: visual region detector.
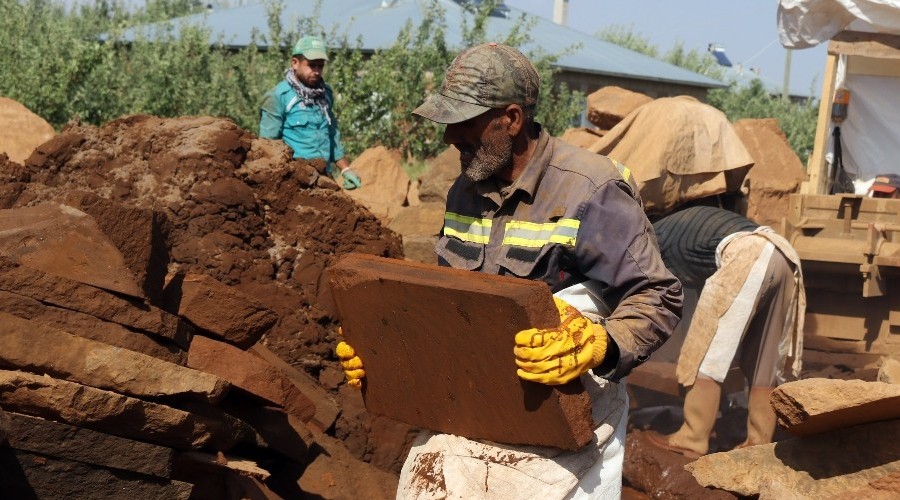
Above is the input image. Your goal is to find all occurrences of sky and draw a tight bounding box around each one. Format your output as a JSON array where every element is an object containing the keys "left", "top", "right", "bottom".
[{"left": 503, "top": 0, "right": 829, "bottom": 97}]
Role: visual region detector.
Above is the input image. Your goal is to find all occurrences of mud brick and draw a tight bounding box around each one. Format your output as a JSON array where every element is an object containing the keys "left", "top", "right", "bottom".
[
  {"left": 62, "top": 191, "right": 171, "bottom": 305},
  {"left": 0, "top": 448, "right": 192, "bottom": 500},
  {"left": 771, "top": 378, "right": 900, "bottom": 435},
  {"left": 0, "top": 370, "right": 257, "bottom": 451},
  {"left": 189, "top": 335, "right": 315, "bottom": 422},
  {"left": 0, "top": 313, "right": 227, "bottom": 403},
  {"left": 166, "top": 273, "right": 277, "bottom": 349},
  {"left": 250, "top": 344, "right": 341, "bottom": 433},
  {"left": 686, "top": 419, "right": 900, "bottom": 498},
  {"left": 0, "top": 257, "right": 192, "bottom": 349},
  {"left": 0, "top": 203, "right": 145, "bottom": 299},
  {"left": 328, "top": 253, "right": 594, "bottom": 451},
  {"left": 7, "top": 412, "right": 175, "bottom": 478},
  {"left": 0, "top": 290, "right": 186, "bottom": 365},
  {"left": 586, "top": 85, "right": 652, "bottom": 130}
]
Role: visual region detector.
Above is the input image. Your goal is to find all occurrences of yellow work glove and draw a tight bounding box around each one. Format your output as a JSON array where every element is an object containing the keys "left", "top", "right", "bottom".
[
  {"left": 514, "top": 297, "right": 608, "bottom": 385},
  {"left": 335, "top": 333, "right": 365, "bottom": 389}
]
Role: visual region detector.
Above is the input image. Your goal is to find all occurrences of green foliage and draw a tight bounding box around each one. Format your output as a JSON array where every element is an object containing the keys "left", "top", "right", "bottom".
[
  {"left": 662, "top": 41, "right": 724, "bottom": 81},
  {"left": 0, "top": 0, "right": 584, "bottom": 163},
  {"left": 708, "top": 79, "right": 818, "bottom": 163},
  {"left": 596, "top": 25, "right": 722, "bottom": 80},
  {"left": 327, "top": 5, "right": 451, "bottom": 160},
  {"left": 595, "top": 24, "right": 658, "bottom": 58}
]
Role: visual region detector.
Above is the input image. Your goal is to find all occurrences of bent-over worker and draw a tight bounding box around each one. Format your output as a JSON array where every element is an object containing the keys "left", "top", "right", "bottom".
[
  {"left": 645, "top": 205, "right": 805, "bottom": 458},
  {"left": 337, "top": 42, "right": 682, "bottom": 499},
  {"left": 259, "top": 35, "right": 361, "bottom": 190}
]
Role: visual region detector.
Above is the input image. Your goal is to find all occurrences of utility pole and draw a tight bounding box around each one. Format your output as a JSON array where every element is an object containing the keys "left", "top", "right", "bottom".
[
  {"left": 782, "top": 48, "right": 793, "bottom": 101},
  {"left": 553, "top": 0, "right": 568, "bottom": 26}
]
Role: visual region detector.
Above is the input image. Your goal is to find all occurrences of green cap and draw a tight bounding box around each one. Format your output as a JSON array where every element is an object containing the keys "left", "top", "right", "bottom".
[
  {"left": 413, "top": 42, "right": 540, "bottom": 124},
  {"left": 292, "top": 36, "right": 328, "bottom": 61}
]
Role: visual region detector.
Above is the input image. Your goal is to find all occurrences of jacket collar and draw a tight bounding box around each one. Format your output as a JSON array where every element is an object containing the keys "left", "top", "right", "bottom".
[{"left": 475, "top": 124, "right": 550, "bottom": 206}]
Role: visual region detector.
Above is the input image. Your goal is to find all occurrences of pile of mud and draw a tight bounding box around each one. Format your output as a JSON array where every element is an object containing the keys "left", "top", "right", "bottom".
[
  {"left": 0, "top": 114, "right": 400, "bottom": 361},
  {"left": 0, "top": 114, "right": 417, "bottom": 496}
]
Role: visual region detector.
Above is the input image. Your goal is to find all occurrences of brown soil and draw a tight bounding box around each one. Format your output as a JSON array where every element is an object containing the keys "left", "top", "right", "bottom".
[
  {"left": 0, "top": 97, "right": 56, "bottom": 164},
  {"left": 0, "top": 114, "right": 415, "bottom": 483}
]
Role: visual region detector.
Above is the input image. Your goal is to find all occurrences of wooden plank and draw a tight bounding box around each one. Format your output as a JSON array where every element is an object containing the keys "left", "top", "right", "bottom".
[
  {"left": 829, "top": 30, "right": 900, "bottom": 59},
  {"left": 328, "top": 253, "right": 595, "bottom": 451},
  {"left": 805, "top": 53, "right": 838, "bottom": 195},
  {"left": 847, "top": 55, "right": 900, "bottom": 78}
]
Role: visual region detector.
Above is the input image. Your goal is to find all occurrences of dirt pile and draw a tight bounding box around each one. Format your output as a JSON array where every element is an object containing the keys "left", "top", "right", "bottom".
[
  {"left": 0, "top": 200, "right": 304, "bottom": 497},
  {"left": 732, "top": 118, "right": 806, "bottom": 227},
  {"left": 0, "top": 114, "right": 401, "bottom": 361},
  {"left": 0, "top": 97, "right": 56, "bottom": 164},
  {"left": 0, "top": 114, "right": 413, "bottom": 497},
  {"left": 344, "top": 146, "right": 413, "bottom": 223}
]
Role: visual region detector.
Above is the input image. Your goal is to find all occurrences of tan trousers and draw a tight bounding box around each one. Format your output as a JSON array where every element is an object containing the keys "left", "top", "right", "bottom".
[{"left": 677, "top": 231, "right": 800, "bottom": 388}]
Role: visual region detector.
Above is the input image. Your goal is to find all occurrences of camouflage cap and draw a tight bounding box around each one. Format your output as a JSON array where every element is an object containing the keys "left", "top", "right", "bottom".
[
  {"left": 413, "top": 42, "right": 540, "bottom": 124},
  {"left": 293, "top": 36, "right": 329, "bottom": 61}
]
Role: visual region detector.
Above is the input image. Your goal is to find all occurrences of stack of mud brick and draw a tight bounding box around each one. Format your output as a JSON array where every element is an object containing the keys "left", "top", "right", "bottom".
[{"left": 0, "top": 192, "right": 340, "bottom": 499}]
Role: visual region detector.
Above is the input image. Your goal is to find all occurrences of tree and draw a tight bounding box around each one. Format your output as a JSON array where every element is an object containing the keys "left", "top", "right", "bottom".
[{"left": 0, "top": 0, "right": 584, "bottom": 162}]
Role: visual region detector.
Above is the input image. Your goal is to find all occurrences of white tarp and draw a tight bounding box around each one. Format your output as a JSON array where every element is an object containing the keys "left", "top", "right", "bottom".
[
  {"left": 779, "top": 0, "right": 900, "bottom": 181},
  {"left": 778, "top": 0, "right": 900, "bottom": 49},
  {"left": 829, "top": 70, "right": 900, "bottom": 180}
]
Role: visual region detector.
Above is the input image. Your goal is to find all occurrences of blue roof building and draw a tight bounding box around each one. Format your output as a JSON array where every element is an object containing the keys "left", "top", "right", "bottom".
[{"left": 122, "top": 0, "right": 726, "bottom": 100}]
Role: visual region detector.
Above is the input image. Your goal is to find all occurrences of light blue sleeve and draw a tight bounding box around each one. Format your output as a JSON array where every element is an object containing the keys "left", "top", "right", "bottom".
[{"left": 259, "top": 88, "right": 284, "bottom": 139}]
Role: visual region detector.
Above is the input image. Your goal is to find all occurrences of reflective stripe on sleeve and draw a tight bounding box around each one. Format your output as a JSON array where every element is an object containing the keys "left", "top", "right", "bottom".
[
  {"left": 611, "top": 158, "right": 632, "bottom": 183},
  {"left": 443, "top": 212, "right": 492, "bottom": 244},
  {"left": 502, "top": 219, "right": 580, "bottom": 248}
]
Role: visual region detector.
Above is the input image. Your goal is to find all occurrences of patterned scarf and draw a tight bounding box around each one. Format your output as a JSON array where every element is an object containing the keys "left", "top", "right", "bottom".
[{"left": 285, "top": 68, "right": 329, "bottom": 109}]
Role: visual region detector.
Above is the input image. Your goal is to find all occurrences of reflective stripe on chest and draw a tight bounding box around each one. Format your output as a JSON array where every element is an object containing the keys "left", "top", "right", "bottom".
[
  {"left": 503, "top": 219, "right": 579, "bottom": 247},
  {"left": 443, "top": 212, "right": 492, "bottom": 244},
  {"left": 443, "top": 212, "right": 579, "bottom": 247}
]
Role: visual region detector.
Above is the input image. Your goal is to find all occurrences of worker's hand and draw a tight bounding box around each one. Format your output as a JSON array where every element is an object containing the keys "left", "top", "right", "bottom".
[
  {"left": 335, "top": 337, "right": 365, "bottom": 389},
  {"left": 514, "top": 297, "right": 608, "bottom": 385},
  {"left": 339, "top": 167, "right": 362, "bottom": 190}
]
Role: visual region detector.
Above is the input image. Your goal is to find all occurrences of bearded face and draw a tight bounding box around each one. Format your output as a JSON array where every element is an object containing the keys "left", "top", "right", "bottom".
[
  {"left": 291, "top": 57, "right": 325, "bottom": 87},
  {"left": 443, "top": 109, "right": 513, "bottom": 182}
]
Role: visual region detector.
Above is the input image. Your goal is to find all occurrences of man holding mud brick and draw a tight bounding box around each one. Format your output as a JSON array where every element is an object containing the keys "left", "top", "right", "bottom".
[
  {"left": 259, "top": 35, "right": 361, "bottom": 190},
  {"left": 337, "top": 42, "right": 682, "bottom": 498}
]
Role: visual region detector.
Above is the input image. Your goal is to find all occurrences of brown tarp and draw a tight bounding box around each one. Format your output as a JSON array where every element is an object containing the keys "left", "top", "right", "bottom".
[{"left": 587, "top": 96, "right": 754, "bottom": 215}]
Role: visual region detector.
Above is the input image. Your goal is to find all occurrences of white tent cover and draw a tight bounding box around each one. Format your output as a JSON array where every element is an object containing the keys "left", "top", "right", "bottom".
[
  {"left": 778, "top": 0, "right": 900, "bottom": 49},
  {"left": 779, "top": 0, "right": 900, "bottom": 181}
]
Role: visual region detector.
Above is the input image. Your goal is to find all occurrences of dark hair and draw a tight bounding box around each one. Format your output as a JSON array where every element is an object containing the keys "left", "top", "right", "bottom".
[{"left": 522, "top": 104, "right": 536, "bottom": 124}]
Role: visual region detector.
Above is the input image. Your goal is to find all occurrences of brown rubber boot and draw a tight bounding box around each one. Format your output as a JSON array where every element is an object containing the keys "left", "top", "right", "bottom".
[
  {"left": 646, "top": 376, "right": 721, "bottom": 458},
  {"left": 734, "top": 386, "right": 777, "bottom": 449}
]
